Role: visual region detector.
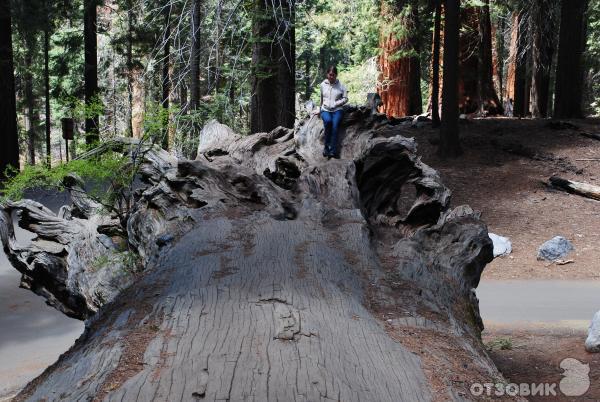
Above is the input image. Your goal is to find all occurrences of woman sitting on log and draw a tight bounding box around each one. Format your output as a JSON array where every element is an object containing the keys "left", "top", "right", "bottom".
[{"left": 315, "top": 66, "right": 348, "bottom": 159}]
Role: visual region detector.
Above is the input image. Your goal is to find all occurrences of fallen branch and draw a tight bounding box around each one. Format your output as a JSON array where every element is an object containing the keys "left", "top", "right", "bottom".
[
  {"left": 549, "top": 176, "right": 600, "bottom": 201},
  {"left": 581, "top": 132, "right": 600, "bottom": 141}
]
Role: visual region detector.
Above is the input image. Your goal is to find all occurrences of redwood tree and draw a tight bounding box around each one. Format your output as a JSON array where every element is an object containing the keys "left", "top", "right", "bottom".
[
  {"left": 378, "top": 0, "right": 422, "bottom": 118},
  {"left": 0, "top": 0, "right": 19, "bottom": 179},
  {"left": 439, "top": 0, "right": 461, "bottom": 158},
  {"left": 554, "top": 0, "right": 589, "bottom": 118},
  {"left": 456, "top": 5, "right": 502, "bottom": 115}
]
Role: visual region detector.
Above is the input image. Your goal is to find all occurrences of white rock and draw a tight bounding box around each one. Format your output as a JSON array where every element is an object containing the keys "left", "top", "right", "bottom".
[
  {"left": 585, "top": 311, "right": 600, "bottom": 353},
  {"left": 489, "top": 233, "right": 512, "bottom": 257}
]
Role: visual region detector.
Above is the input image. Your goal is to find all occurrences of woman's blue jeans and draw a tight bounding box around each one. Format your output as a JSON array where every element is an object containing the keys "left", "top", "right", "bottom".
[{"left": 321, "top": 110, "right": 343, "bottom": 155}]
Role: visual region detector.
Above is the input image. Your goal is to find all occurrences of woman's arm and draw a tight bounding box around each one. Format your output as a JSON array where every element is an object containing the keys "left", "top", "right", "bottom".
[{"left": 334, "top": 84, "right": 349, "bottom": 108}]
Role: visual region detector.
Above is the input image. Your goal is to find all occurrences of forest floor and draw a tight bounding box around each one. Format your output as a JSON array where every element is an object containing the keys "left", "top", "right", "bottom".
[
  {"left": 410, "top": 117, "right": 600, "bottom": 280},
  {"left": 482, "top": 325, "right": 600, "bottom": 401},
  {"left": 407, "top": 117, "right": 600, "bottom": 400}
]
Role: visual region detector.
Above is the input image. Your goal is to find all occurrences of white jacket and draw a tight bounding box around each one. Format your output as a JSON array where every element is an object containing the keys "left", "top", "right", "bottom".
[{"left": 320, "top": 79, "right": 348, "bottom": 112}]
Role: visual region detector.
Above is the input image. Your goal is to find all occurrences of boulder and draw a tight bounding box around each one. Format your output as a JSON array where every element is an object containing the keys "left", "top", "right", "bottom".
[{"left": 537, "top": 236, "right": 574, "bottom": 261}]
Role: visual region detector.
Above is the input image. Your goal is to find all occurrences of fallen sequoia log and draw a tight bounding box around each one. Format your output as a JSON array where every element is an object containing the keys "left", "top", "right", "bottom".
[
  {"left": 549, "top": 176, "right": 600, "bottom": 201},
  {"left": 1, "top": 106, "right": 504, "bottom": 401}
]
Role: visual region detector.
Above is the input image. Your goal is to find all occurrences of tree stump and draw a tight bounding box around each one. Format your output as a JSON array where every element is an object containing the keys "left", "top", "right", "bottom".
[{"left": 1, "top": 106, "right": 504, "bottom": 401}]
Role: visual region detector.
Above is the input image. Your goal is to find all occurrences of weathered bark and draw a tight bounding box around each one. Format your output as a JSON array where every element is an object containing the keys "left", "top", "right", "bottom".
[
  {"left": 378, "top": 0, "right": 422, "bottom": 118},
  {"left": 2, "top": 107, "right": 506, "bottom": 400},
  {"left": 0, "top": 0, "right": 19, "bottom": 180},
  {"left": 250, "top": 0, "right": 296, "bottom": 133},
  {"left": 439, "top": 0, "right": 462, "bottom": 157},
  {"left": 554, "top": 0, "right": 589, "bottom": 118},
  {"left": 84, "top": 0, "right": 99, "bottom": 143},
  {"left": 530, "top": 0, "right": 558, "bottom": 118}
]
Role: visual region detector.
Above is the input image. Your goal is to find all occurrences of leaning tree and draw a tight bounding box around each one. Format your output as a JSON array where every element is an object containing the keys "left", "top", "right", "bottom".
[{"left": 1, "top": 107, "right": 505, "bottom": 400}]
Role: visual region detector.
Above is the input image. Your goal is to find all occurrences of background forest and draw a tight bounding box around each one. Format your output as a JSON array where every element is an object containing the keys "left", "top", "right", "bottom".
[{"left": 0, "top": 0, "right": 599, "bottom": 174}]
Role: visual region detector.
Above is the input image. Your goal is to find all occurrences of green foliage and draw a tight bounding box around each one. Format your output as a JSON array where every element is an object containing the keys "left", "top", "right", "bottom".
[
  {"left": 296, "top": 0, "right": 380, "bottom": 102},
  {"left": 486, "top": 337, "right": 513, "bottom": 351},
  {"left": 586, "top": 0, "right": 600, "bottom": 116},
  {"left": 337, "top": 58, "right": 379, "bottom": 105},
  {"left": 1, "top": 152, "right": 128, "bottom": 203}
]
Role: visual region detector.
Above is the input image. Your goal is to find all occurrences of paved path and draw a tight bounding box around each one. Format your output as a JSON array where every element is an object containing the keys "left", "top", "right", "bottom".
[
  {"left": 478, "top": 279, "right": 600, "bottom": 331},
  {"left": 0, "top": 193, "right": 84, "bottom": 399}
]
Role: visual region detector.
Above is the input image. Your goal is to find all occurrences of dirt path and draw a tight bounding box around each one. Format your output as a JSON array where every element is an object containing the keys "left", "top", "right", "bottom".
[{"left": 412, "top": 117, "right": 600, "bottom": 280}]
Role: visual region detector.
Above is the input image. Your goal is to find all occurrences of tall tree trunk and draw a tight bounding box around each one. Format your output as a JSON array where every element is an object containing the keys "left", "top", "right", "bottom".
[
  {"left": 378, "top": 0, "right": 422, "bottom": 118},
  {"left": 457, "top": 6, "right": 502, "bottom": 115},
  {"left": 512, "top": 12, "right": 530, "bottom": 117},
  {"left": 23, "top": 42, "right": 37, "bottom": 165},
  {"left": 476, "top": 0, "right": 503, "bottom": 115},
  {"left": 131, "top": 68, "right": 144, "bottom": 139},
  {"left": 189, "top": 0, "right": 202, "bottom": 112},
  {"left": 304, "top": 53, "right": 311, "bottom": 101},
  {"left": 276, "top": 0, "right": 296, "bottom": 129},
  {"left": 554, "top": 0, "right": 589, "bottom": 118},
  {"left": 250, "top": 0, "right": 296, "bottom": 133},
  {"left": 494, "top": 14, "right": 505, "bottom": 106},
  {"left": 84, "top": 0, "right": 99, "bottom": 143},
  {"left": 0, "top": 0, "right": 19, "bottom": 180},
  {"left": 126, "top": 0, "right": 133, "bottom": 137},
  {"left": 439, "top": 0, "right": 461, "bottom": 157},
  {"left": 44, "top": 24, "right": 51, "bottom": 166},
  {"left": 431, "top": 1, "right": 442, "bottom": 127},
  {"left": 161, "top": 6, "right": 171, "bottom": 150},
  {"left": 530, "top": 0, "right": 558, "bottom": 118}
]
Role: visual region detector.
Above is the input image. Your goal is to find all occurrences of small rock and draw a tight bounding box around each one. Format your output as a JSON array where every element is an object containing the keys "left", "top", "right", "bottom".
[
  {"left": 537, "top": 236, "right": 574, "bottom": 261},
  {"left": 585, "top": 311, "right": 600, "bottom": 353},
  {"left": 489, "top": 233, "right": 512, "bottom": 257}
]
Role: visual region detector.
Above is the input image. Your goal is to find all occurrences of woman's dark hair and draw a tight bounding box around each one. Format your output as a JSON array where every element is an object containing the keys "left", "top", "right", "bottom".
[{"left": 326, "top": 65, "right": 338, "bottom": 75}]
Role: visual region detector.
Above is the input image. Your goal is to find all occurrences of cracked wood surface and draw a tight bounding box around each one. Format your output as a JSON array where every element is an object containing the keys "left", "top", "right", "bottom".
[{"left": 6, "top": 106, "right": 504, "bottom": 401}]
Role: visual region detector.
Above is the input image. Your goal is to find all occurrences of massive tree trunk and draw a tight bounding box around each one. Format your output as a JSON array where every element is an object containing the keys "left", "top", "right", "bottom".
[
  {"left": 506, "top": 11, "right": 530, "bottom": 117},
  {"left": 1, "top": 108, "right": 505, "bottom": 400},
  {"left": 84, "top": 0, "right": 99, "bottom": 143},
  {"left": 0, "top": 0, "right": 19, "bottom": 180},
  {"left": 457, "top": 5, "right": 502, "bottom": 115},
  {"left": 476, "top": 0, "right": 503, "bottom": 115},
  {"left": 378, "top": 0, "right": 422, "bottom": 118},
  {"left": 554, "top": 0, "right": 589, "bottom": 118},
  {"left": 440, "top": 0, "right": 462, "bottom": 157},
  {"left": 250, "top": 0, "right": 296, "bottom": 133},
  {"left": 530, "top": 0, "right": 558, "bottom": 118}
]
